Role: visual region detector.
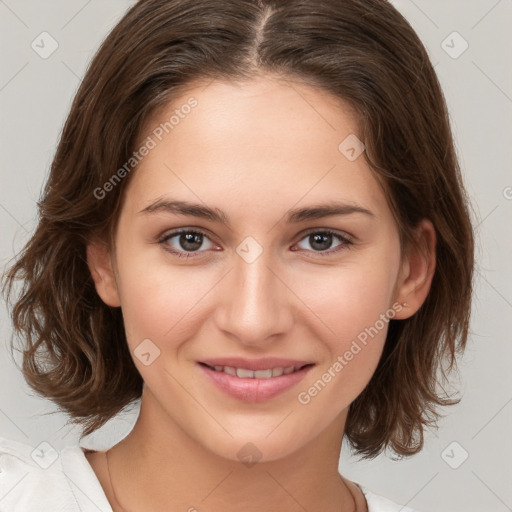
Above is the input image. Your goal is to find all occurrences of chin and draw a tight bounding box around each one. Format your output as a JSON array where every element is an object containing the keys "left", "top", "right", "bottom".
[{"left": 198, "top": 428, "right": 310, "bottom": 466}]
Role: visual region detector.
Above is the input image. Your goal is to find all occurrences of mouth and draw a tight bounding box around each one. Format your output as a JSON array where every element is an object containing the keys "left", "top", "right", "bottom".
[
  {"left": 197, "top": 360, "right": 315, "bottom": 402},
  {"left": 198, "top": 362, "right": 314, "bottom": 379}
]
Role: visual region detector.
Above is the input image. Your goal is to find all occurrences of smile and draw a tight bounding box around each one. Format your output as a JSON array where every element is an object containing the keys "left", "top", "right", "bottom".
[
  {"left": 197, "top": 362, "right": 315, "bottom": 402},
  {"left": 201, "top": 363, "right": 311, "bottom": 379}
]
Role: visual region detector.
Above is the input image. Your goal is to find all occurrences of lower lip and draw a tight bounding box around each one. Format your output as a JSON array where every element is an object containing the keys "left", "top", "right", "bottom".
[{"left": 197, "top": 363, "right": 314, "bottom": 402}]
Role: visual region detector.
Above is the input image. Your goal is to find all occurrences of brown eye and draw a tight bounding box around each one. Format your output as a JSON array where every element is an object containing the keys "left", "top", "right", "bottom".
[
  {"left": 294, "top": 230, "right": 353, "bottom": 256},
  {"left": 159, "top": 229, "right": 216, "bottom": 258},
  {"left": 176, "top": 232, "right": 204, "bottom": 252}
]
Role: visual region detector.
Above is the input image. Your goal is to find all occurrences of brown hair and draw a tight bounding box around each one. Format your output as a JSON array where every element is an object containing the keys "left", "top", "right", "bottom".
[{"left": 1, "top": 0, "right": 474, "bottom": 458}]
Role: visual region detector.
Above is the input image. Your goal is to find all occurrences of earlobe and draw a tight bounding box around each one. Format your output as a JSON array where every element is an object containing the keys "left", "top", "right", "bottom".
[
  {"left": 393, "top": 220, "right": 436, "bottom": 320},
  {"left": 86, "top": 240, "right": 121, "bottom": 307}
]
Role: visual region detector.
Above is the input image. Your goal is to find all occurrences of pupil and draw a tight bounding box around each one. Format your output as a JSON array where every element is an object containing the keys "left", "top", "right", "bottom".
[
  {"left": 310, "top": 233, "right": 332, "bottom": 251},
  {"left": 180, "top": 232, "right": 202, "bottom": 251}
]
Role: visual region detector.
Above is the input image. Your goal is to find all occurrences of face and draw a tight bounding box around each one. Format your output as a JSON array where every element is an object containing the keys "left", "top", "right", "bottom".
[{"left": 88, "top": 74, "right": 433, "bottom": 463}]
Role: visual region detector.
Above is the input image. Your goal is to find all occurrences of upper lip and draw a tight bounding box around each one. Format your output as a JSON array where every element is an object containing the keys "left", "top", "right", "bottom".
[{"left": 199, "top": 357, "right": 314, "bottom": 371}]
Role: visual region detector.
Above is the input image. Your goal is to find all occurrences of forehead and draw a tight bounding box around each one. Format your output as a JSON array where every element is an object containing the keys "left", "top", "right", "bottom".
[{"left": 124, "top": 75, "right": 388, "bottom": 221}]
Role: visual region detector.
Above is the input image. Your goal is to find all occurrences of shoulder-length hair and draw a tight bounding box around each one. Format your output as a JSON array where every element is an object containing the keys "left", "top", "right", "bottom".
[{"left": 2, "top": 0, "right": 474, "bottom": 458}]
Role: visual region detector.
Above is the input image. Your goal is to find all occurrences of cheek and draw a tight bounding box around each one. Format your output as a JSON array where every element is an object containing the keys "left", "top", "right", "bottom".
[
  {"left": 293, "top": 255, "right": 400, "bottom": 402},
  {"left": 298, "top": 259, "right": 397, "bottom": 343},
  {"left": 113, "top": 238, "right": 212, "bottom": 350}
]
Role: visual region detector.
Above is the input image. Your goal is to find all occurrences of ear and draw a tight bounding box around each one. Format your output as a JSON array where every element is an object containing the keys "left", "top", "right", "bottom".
[
  {"left": 86, "top": 238, "right": 121, "bottom": 307},
  {"left": 393, "top": 219, "right": 436, "bottom": 319}
]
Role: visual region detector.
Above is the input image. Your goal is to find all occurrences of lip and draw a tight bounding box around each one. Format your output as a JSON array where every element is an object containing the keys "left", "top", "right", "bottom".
[
  {"left": 197, "top": 361, "right": 315, "bottom": 402},
  {"left": 199, "top": 357, "right": 313, "bottom": 371}
]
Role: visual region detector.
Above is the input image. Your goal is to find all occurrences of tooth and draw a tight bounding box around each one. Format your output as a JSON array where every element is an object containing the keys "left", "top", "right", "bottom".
[
  {"left": 236, "top": 368, "right": 255, "bottom": 378},
  {"left": 254, "top": 369, "right": 273, "bottom": 379},
  {"left": 215, "top": 365, "right": 302, "bottom": 378}
]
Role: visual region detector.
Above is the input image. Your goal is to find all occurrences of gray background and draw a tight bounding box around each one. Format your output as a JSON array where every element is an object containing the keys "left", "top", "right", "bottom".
[{"left": 1, "top": 1, "right": 511, "bottom": 511}]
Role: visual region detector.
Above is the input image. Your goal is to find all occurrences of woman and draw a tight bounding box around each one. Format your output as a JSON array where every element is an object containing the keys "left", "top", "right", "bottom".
[{"left": 1, "top": 1, "right": 474, "bottom": 510}]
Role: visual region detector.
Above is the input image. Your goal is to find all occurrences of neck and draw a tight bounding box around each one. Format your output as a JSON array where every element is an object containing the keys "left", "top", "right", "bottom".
[{"left": 105, "top": 388, "right": 359, "bottom": 512}]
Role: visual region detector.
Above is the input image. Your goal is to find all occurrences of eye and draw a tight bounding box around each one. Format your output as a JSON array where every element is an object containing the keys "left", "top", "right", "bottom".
[
  {"left": 158, "top": 228, "right": 353, "bottom": 259},
  {"left": 293, "top": 229, "right": 353, "bottom": 256},
  {"left": 158, "top": 229, "right": 217, "bottom": 258}
]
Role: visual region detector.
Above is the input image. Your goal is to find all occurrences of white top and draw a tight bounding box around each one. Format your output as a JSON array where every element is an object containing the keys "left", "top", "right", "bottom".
[{"left": 0, "top": 436, "right": 419, "bottom": 511}]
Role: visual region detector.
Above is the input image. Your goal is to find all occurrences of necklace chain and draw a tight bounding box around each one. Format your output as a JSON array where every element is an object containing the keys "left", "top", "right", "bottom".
[
  {"left": 105, "top": 448, "right": 357, "bottom": 512},
  {"left": 106, "top": 448, "right": 130, "bottom": 512},
  {"left": 342, "top": 474, "right": 358, "bottom": 512}
]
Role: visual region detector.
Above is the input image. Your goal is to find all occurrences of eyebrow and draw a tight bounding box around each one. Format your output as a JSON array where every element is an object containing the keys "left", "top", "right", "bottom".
[{"left": 138, "top": 198, "right": 375, "bottom": 226}]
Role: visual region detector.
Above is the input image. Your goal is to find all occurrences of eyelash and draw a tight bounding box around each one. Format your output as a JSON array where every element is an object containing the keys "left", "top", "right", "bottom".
[{"left": 157, "top": 228, "right": 353, "bottom": 259}]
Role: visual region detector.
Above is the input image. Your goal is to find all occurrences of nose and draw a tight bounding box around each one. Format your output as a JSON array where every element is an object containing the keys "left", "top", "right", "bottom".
[{"left": 212, "top": 247, "right": 294, "bottom": 348}]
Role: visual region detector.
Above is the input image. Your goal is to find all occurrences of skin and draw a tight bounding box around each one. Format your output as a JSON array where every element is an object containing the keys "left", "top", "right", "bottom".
[{"left": 86, "top": 74, "right": 436, "bottom": 512}]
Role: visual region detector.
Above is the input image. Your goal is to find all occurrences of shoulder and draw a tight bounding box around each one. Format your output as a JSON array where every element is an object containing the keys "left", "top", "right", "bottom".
[
  {"left": 0, "top": 435, "right": 112, "bottom": 512},
  {"left": 357, "top": 483, "right": 423, "bottom": 512}
]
